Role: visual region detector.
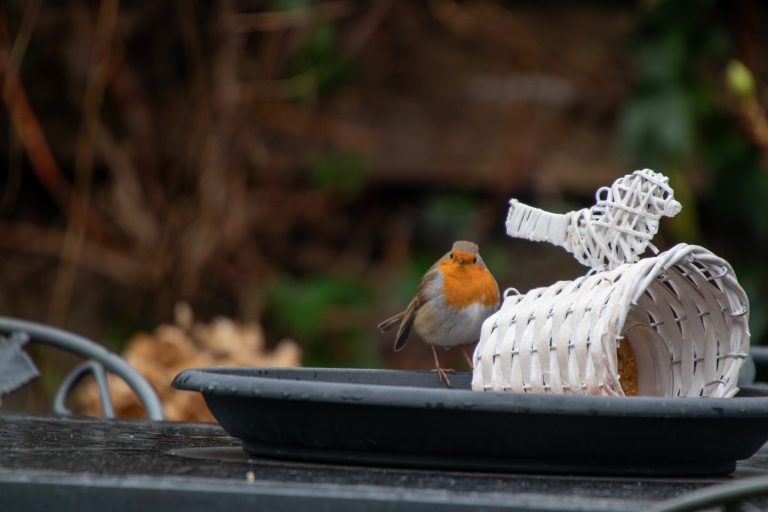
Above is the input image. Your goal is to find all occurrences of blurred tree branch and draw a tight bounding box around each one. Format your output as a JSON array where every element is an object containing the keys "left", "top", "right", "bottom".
[
  {"left": 0, "top": 222, "right": 151, "bottom": 287},
  {"left": 50, "top": 0, "right": 122, "bottom": 325},
  {"left": 233, "top": 1, "right": 353, "bottom": 33},
  {"left": 0, "top": 1, "right": 71, "bottom": 213}
]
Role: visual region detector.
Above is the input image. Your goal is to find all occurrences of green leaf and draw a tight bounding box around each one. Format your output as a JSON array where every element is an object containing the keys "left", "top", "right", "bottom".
[
  {"left": 619, "top": 89, "right": 695, "bottom": 165},
  {"left": 271, "top": 0, "right": 312, "bottom": 11},
  {"left": 310, "top": 151, "right": 370, "bottom": 197},
  {"left": 726, "top": 59, "right": 756, "bottom": 100},
  {"left": 265, "top": 273, "right": 379, "bottom": 367},
  {"left": 422, "top": 193, "right": 478, "bottom": 241}
]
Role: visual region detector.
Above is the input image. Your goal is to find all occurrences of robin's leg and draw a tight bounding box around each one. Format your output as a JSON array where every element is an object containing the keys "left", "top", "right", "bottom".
[
  {"left": 460, "top": 346, "right": 474, "bottom": 369},
  {"left": 430, "top": 344, "right": 454, "bottom": 388}
]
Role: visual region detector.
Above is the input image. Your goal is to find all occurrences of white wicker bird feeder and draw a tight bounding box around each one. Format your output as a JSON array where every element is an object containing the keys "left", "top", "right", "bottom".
[{"left": 472, "top": 170, "right": 750, "bottom": 398}]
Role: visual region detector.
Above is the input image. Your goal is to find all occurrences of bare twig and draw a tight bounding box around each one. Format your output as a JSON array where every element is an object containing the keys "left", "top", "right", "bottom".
[
  {"left": 1, "top": 127, "right": 22, "bottom": 212},
  {"left": 50, "top": 0, "right": 121, "bottom": 324},
  {"left": 343, "top": 0, "right": 394, "bottom": 59},
  {"left": 738, "top": 100, "right": 768, "bottom": 164},
  {"left": 0, "top": 3, "right": 71, "bottom": 211},
  {"left": 255, "top": 102, "right": 382, "bottom": 152},
  {"left": 94, "top": 122, "right": 160, "bottom": 246},
  {"left": 6, "top": 0, "right": 39, "bottom": 75},
  {"left": 0, "top": 2, "right": 110, "bottom": 237},
  {"left": 233, "top": 1, "right": 353, "bottom": 33},
  {"left": 0, "top": 222, "right": 151, "bottom": 287}
]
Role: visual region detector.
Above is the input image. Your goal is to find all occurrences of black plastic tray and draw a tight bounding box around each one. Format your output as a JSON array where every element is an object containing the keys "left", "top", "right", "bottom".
[{"left": 172, "top": 368, "right": 768, "bottom": 476}]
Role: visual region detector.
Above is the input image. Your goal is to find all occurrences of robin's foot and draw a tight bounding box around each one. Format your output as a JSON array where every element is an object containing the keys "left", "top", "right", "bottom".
[
  {"left": 431, "top": 367, "right": 455, "bottom": 387},
  {"left": 429, "top": 344, "right": 455, "bottom": 387}
]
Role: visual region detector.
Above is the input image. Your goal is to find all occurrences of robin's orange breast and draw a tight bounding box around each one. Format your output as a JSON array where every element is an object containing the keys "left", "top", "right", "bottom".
[{"left": 438, "top": 262, "right": 499, "bottom": 309}]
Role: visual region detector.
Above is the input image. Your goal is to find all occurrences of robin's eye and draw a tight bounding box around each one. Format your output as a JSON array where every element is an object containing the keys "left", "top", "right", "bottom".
[
  {"left": 472, "top": 256, "right": 477, "bottom": 263},
  {"left": 449, "top": 253, "right": 454, "bottom": 259}
]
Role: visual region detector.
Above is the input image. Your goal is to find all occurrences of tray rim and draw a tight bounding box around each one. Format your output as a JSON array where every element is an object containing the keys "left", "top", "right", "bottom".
[{"left": 172, "top": 367, "right": 768, "bottom": 419}]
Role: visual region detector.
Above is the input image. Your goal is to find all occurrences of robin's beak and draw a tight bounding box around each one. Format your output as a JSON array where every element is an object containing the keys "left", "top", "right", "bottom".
[{"left": 457, "top": 257, "right": 465, "bottom": 264}]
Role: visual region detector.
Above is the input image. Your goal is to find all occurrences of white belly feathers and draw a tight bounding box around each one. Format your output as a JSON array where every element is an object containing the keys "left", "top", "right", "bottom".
[{"left": 413, "top": 296, "right": 496, "bottom": 347}]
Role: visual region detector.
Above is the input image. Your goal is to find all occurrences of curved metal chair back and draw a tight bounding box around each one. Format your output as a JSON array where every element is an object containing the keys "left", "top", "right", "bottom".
[{"left": 0, "top": 317, "right": 164, "bottom": 420}]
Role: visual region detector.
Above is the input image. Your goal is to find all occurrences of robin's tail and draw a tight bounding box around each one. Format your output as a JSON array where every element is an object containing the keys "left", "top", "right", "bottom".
[
  {"left": 379, "top": 307, "right": 415, "bottom": 351},
  {"left": 378, "top": 312, "right": 404, "bottom": 332}
]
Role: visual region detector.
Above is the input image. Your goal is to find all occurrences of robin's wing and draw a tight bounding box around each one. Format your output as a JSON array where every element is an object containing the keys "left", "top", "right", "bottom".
[{"left": 392, "top": 266, "right": 442, "bottom": 351}]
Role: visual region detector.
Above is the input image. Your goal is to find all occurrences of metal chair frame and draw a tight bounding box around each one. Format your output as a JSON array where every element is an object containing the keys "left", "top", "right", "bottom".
[{"left": 0, "top": 317, "right": 164, "bottom": 420}]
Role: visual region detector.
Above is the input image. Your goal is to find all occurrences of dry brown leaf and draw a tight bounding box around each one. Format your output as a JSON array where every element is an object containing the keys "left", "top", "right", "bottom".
[{"left": 75, "top": 304, "right": 301, "bottom": 421}]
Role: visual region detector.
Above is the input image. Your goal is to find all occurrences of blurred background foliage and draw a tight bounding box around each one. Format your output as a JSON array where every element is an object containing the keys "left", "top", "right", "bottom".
[{"left": 1, "top": 0, "right": 767, "bottom": 412}]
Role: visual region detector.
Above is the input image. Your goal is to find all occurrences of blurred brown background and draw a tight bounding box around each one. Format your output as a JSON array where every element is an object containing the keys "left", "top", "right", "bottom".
[{"left": 1, "top": 0, "right": 767, "bottom": 416}]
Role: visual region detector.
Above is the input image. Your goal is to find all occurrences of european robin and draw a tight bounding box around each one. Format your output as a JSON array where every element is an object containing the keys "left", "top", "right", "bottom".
[{"left": 378, "top": 241, "right": 500, "bottom": 387}]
